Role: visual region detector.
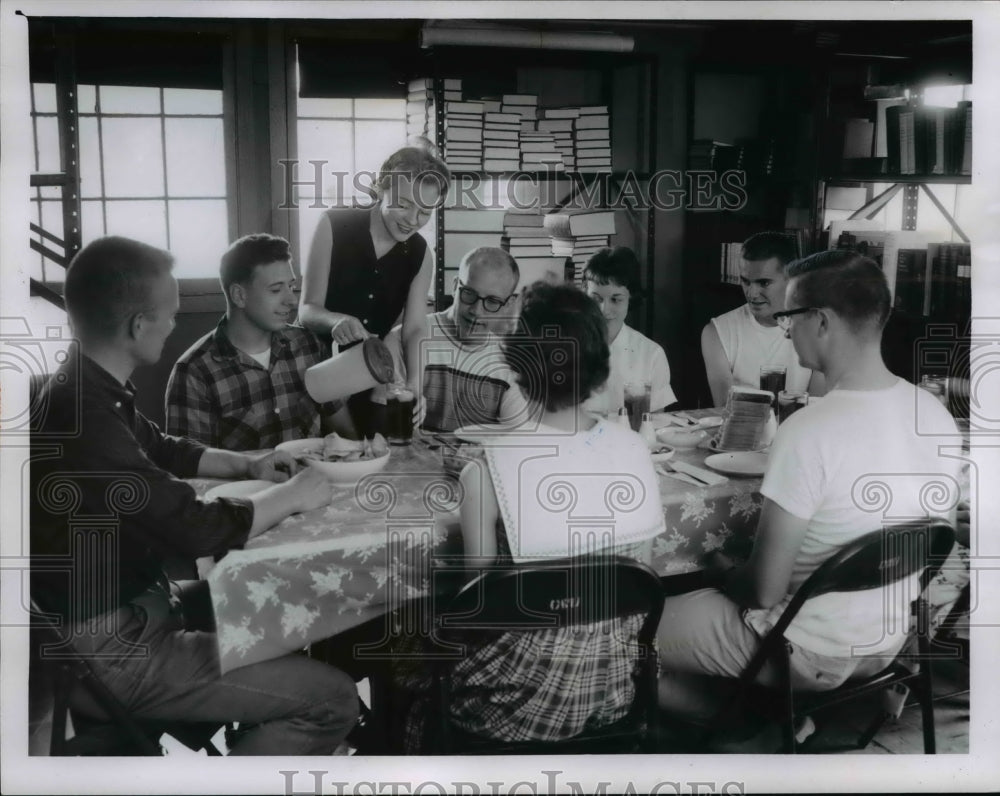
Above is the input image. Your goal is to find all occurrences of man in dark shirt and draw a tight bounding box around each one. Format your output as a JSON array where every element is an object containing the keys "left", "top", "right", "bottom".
[{"left": 31, "top": 236, "right": 358, "bottom": 755}]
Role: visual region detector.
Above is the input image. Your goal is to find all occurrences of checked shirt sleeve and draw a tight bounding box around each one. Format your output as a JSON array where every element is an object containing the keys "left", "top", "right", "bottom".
[{"left": 165, "top": 359, "right": 219, "bottom": 448}]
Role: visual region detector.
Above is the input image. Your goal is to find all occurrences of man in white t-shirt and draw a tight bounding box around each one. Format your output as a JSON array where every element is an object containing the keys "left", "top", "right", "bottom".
[
  {"left": 657, "top": 249, "right": 962, "bottom": 725},
  {"left": 702, "top": 231, "right": 825, "bottom": 406},
  {"left": 376, "top": 246, "right": 532, "bottom": 432}
]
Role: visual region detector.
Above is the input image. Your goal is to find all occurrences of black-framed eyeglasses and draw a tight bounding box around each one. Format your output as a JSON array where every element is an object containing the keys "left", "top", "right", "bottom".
[
  {"left": 772, "top": 306, "right": 820, "bottom": 331},
  {"left": 456, "top": 280, "right": 516, "bottom": 313}
]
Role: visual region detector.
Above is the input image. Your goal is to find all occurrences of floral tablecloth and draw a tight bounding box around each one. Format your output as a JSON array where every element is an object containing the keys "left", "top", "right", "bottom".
[{"left": 197, "top": 411, "right": 970, "bottom": 674}]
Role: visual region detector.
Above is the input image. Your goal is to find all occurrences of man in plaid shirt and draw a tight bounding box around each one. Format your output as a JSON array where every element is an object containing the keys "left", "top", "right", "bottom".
[{"left": 166, "top": 234, "right": 353, "bottom": 450}]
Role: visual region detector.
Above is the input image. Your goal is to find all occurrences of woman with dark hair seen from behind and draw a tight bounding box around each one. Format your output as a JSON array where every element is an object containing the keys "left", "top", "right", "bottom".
[
  {"left": 583, "top": 246, "right": 678, "bottom": 416},
  {"left": 396, "top": 282, "right": 666, "bottom": 750},
  {"left": 299, "top": 141, "right": 450, "bottom": 434}
]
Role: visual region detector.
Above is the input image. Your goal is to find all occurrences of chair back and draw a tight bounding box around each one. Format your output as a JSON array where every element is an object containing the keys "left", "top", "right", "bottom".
[
  {"left": 429, "top": 555, "right": 665, "bottom": 753},
  {"left": 437, "top": 555, "right": 665, "bottom": 645},
  {"left": 770, "top": 520, "right": 955, "bottom": 642}
]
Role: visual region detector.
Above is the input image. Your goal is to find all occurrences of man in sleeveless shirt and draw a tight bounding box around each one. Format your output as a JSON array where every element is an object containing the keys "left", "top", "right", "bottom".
[{"left": 701, "top": 231, "right": 826, "bottom": 406}]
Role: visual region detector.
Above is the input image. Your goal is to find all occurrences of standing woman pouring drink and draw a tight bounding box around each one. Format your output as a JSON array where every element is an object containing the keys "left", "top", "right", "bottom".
[{"left": 299, "top": 143, "right": 450, "bottom": 433}]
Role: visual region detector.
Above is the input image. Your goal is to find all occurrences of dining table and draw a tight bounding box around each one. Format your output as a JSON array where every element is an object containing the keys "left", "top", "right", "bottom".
[{"left": 193, "top": 408, "right": 972, "bottom": 675}]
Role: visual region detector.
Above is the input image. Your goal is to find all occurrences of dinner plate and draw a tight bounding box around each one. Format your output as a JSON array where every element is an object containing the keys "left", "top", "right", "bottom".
[
  {"left": 703, "top": 452, "right": 769, "bottom": 477},
  {"left": 205, "top": 479, "right": 274, "bottom": 500}
]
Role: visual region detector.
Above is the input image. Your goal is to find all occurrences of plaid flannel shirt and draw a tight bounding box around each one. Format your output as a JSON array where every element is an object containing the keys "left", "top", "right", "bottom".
[{"left": 165, "top": 317, "right": 341, "bottom": 450}]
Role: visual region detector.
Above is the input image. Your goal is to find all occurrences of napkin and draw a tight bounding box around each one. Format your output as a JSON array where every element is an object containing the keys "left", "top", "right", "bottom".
[
  {"left": 656, "top": 466, "right": 703, "bottom": 487},
  {"left": 670, "top": 459, "right": 730, "bottom": 486}
]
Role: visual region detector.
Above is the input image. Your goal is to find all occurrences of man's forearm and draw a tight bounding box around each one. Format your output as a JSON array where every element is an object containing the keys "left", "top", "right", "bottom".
[{"left": 198, "top": 448, "right": 251, "bottom": 479}]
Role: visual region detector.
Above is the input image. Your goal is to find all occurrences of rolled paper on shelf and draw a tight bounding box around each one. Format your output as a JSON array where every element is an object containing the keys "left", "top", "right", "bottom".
[{"left": 305, "top": 337, "right": 396, "bottom": 403}]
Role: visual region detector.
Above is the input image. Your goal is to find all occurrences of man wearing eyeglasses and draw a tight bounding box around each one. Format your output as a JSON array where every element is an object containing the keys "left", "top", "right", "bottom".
[
  {"left": 373, "top": 246, "right": 531, "bottom": 432},
  {"left": 657, "top": 249, "right": 962, "bottom": 734}
]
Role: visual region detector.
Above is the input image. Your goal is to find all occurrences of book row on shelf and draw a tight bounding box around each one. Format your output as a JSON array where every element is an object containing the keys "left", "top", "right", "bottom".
[
  {"left": 840, "top": 100, "right": 971, "bottom": 177},
  {"left": 439, "top": 206, "right": 617, "bottom": 290},
  {"left": 406, "top": 77, "right": 611, "bottom": 173},
  {"left": 830, "top": 222, "right": 971, "bottom": 320}
]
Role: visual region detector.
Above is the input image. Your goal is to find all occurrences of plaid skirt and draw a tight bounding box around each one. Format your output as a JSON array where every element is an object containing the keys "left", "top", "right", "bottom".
[{"left": 394, "top": 614, "right": 644, "bottom": 752}]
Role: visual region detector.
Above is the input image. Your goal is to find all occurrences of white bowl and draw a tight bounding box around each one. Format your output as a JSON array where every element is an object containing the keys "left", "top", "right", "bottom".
[
  {"left": 275, "top": 438, "right": 390, "bottom": 485},
  {"left": 655, "top": 427, "right": 709, "bottom": 449}
]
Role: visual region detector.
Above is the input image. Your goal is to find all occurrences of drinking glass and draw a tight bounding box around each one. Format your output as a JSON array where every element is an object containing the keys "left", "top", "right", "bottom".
[
  {"left": 624, "top": 382, "right": 652, "bottom": 433},
  {"left": 759, "top": 366, "right": 787, "bottom": 410},
  {"left": 777, "top": 390, "right": 809, "bottom": 424},
  {"left": 386, "top": 384, "right": 415, "bottom": 445}
]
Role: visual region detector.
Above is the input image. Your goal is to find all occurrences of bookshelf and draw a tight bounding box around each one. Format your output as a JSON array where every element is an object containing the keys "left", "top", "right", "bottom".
[
  {"left": 814, "top": 48, "right": 973, "bottom": 328},
  {"left": 406, "top": 47, "right": 658, "bottom": 333},
  {"left": 813, "top": 44, "right": 972, "bottom": 406}
]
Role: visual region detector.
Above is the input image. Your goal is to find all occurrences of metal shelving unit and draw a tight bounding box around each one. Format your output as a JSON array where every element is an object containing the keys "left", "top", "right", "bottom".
[{"left": 424, "top": 50, "right": 659, "bottom": 335}]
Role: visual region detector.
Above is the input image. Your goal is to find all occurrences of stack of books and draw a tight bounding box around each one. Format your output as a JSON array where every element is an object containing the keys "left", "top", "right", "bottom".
[
  {"left": 482, "top": 110, "right": 521, "bottom": 172},
  {"left": 718, "top": 387, "right": 774, "bottom": 451},
  {"left": 536, "top": 116, "right": 576, "bottom": 170},
  {"left": 519, "top": 131, "right": 564, "bottom": 171},
  {"left": 537, "top": 107, "right": 582, "bottom": 169},
  {"left": 550, "top": 235, "right": 611, "bottom": 281},
  {"left": 573, "top": 106, "right": 611, "bottom": 173},
  {"left": 502, "top": 209, "right": 567, "bottom": 286},
  {"left": 443, "top": 99, "right": 485, "bottom": 171},
  {"left": 405, "top": 77, "right": 461, "bottom": 140},
  {"left": 542, "top": 207, "right": 616, "bottom": 282},
  {"left": 443, "top": 208, "right": 507, "bottom": 292},
  {"left": 501, "top": 94, "right": 539, "bottom": 124}
]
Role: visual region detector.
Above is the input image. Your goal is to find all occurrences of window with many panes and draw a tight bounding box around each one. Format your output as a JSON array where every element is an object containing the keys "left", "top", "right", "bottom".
[
  {"left": 293, "top": 91, "right": 408, "bottom": 263},
  {"left": 30, "top": 82, "right": 229, "bottom": 282}
]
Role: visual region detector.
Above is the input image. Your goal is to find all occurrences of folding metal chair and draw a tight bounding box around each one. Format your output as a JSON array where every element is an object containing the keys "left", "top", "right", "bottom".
[
  {"left": 31, "top": 599, "right": 223, "bottom": 756},
  {"left": 705, "top": 520, "right": 956, "bottom": 753}
]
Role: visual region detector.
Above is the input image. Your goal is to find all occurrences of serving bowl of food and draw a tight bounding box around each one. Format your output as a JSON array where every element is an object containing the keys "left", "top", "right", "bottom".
[{"left": 276, "top": 432, "right": 390, "bottom": 485}]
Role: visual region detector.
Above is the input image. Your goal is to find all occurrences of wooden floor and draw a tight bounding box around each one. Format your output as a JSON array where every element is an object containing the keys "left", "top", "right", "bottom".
[{"left": 28, "top": 655, "right": 968, "bottom": 756}]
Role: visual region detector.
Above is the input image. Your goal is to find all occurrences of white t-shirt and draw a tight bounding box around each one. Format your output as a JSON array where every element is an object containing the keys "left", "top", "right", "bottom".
[
  {"left": 584, "top": 324, "right": 676, "bottom": 415},
  {"left": 246, "top": 348, "right": 270, "bottom": 369},
  {"left": 751, "top": 378, "right": 962, "bottom": 657},
  {"left": 711, "top": 304, "right": 812, "bottom": 393}
]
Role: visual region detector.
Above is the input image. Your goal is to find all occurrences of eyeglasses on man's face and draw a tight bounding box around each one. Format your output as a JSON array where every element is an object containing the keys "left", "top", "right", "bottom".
[
  {"left": 456, "top": 280, "right": 516, "bottom": 313},
  {"left": 772, "top": 306, "right": 819, "bottom": 331}
]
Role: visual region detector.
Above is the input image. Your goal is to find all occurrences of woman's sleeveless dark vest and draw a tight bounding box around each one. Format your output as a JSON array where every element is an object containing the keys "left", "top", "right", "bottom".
[{"left": 322, "top": 207, "right": 427, "bottom": 340}]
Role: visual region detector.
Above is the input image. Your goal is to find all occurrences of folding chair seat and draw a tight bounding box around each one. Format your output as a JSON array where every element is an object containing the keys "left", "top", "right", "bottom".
[
  {"left": 704, "top": 520, "right": 955, "bottom": 753},
  {"left": 423, "top": 555, "right": 665, "bottom": 755}
]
